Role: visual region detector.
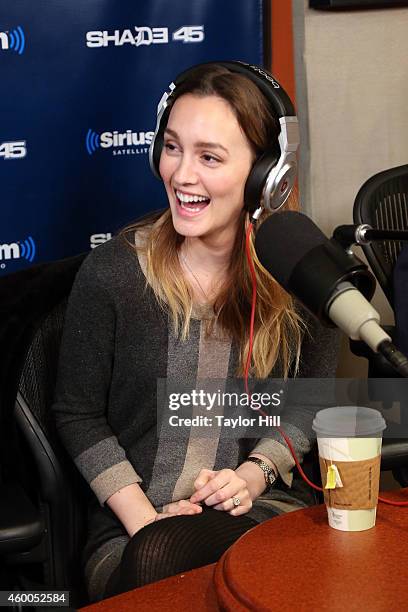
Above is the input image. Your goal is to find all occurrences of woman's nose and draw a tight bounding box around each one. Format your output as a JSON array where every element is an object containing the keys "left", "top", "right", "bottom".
[{"left": 173, "top": 154, "right": 198, "bottom": 185}]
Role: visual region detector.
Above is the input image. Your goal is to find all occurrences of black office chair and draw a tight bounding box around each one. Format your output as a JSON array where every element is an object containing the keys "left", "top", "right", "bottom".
[
  {"left": 0, "top": 254, "right": 90, "bottom": 607},
  {"left": 351, "top": 164, "right": 408, "bottom": 485},
  {"left": 353, "top": 163, "right": 408, "bottom": 307}
]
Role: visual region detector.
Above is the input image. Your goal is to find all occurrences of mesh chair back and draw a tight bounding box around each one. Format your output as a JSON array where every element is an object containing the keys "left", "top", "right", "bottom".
[
  {"left": 15, "top": 299, "right": 91, "bottom": 603},
  {"left": 353, "top": 164, "right": 408, "bottom": 306},
  {"left": 19, "top": 301, "right": 66, "bottom": 442}
]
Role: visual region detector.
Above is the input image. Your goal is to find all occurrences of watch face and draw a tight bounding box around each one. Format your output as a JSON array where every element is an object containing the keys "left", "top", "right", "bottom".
[{"left": 268, "top": 472, "right": 277, "bottom": 485}]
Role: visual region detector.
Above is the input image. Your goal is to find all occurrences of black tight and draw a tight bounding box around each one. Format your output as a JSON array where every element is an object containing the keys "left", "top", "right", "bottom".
[{"left": 104, "top": 507, "right": 258, "bottom": 597}]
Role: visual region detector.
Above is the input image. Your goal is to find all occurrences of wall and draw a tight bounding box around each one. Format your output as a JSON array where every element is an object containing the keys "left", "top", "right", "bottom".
[{"left": 271, "top": 1, "right": 295, "bottom": 103}]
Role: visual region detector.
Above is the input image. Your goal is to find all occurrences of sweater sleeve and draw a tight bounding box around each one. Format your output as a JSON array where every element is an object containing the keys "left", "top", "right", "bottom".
[
  {"left": 251, "top": 314, "right": 340, "bottom": 486},
  {"left": 52, "top": 248, "right": 142, "bottom": 504}
]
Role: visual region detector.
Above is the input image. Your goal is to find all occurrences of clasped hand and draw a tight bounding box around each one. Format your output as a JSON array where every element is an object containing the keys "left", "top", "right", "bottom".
[
  {"left": 155, "top": 469, "right": 251, "bottom": 522},
  {"left": 190, "top": 468, "right": 251, "bottom": 516}
]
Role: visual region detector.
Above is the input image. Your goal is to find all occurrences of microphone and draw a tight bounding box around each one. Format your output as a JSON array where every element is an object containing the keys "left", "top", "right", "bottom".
[{"left": 254, "top": 211, "right": 408, "bottom": 376}]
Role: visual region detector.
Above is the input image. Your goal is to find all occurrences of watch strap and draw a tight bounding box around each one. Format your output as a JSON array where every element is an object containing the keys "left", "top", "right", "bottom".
[{"left": 246, "top": 457, "right": 277, "bottom": 487}]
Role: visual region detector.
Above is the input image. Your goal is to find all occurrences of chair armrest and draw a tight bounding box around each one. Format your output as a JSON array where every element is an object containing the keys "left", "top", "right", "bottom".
[
  {"left": 0, "top": 482, "right": 43, "bottom": 554},
  {"left": 381, "top": 437, "right": 408, "bottom": 471}
]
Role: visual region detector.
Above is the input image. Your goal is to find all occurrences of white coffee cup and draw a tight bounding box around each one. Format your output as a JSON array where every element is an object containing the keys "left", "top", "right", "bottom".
[{"left": 312, "top": 406, "right": 386, "bottom": 531}]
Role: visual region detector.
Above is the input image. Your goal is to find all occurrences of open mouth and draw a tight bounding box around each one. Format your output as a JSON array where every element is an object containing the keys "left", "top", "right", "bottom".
[{"left": 175, "top": 189, "right": 211, "bottom": 213}]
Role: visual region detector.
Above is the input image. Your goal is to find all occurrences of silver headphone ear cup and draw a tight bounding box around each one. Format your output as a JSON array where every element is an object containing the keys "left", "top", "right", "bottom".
[
  {"left": 244, "top": 151, "right": 280, "bottom": 213},
  {"left": 262, "top": 161, "right": 297, "bottom": 212}
]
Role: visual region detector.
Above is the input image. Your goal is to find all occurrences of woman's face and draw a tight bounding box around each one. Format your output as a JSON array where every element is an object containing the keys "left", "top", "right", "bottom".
[{"left": 159, "top": 93, "right": 254, "bottom": 248}]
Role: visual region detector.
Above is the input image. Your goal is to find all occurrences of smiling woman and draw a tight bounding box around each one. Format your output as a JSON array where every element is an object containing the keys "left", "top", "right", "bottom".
[
  {"left": 137, "top": 63, "right": 303, "bottom": 369},
  {"left": 52, "top": 61, "right": 339, "bottom": 602}
]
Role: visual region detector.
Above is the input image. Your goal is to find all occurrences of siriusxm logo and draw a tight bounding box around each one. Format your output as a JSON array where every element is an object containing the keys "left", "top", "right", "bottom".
[
  {"left": 0, "top": 26, "right": 26, "bottom": 54},
  {"left": 86, "top": 26, "right": 204, "bottom": 48},
  {"left": 0, "top": 236, "right": 36, "bottom": 264},
  {"left": 86, "top": 129, "right": 154, "bottom": 156},
  {"left": 90, "top": 233, "right": 112, "bottom": 249}
]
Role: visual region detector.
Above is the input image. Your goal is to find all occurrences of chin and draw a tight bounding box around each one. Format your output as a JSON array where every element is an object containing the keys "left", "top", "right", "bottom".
[
  {"left": 171, "top": 219, "right": 207, "bottom": 238},
  {"left": 169, "top": 207, "right": 207, "bottom": 237}
]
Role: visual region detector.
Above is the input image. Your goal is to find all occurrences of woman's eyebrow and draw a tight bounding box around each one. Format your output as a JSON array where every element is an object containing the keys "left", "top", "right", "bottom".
[
  {"left": 195, "top": 141, "right": 229, "bottom": 154},
  {"left": 164, "top": 128, "right": 229, "bottom": 154},
  {"left": 164, "top": 128, "right": 180, "bottom": 139}
]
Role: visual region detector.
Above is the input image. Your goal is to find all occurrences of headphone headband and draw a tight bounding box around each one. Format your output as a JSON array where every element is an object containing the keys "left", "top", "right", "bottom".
[
  {"left": 214, "top": 61, "right": 296, "bottom": 117},
  {"left": 149, "top": 61, "right": 299, "bottom": 213}
]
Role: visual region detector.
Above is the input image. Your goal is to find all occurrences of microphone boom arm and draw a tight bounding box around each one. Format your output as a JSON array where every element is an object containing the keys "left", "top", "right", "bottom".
[{"left": 333, "top": 224, "right": 408, "bottom": 249}]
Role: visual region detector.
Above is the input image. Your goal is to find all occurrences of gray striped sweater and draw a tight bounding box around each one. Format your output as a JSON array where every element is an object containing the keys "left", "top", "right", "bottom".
[{"left": 53, "top": 230, "right": 339, "bottom": 574}]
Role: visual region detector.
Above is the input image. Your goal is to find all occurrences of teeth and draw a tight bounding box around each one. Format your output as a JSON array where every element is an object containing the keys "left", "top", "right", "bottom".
[
  {"left": 181, "top": 202, "right": 201, "bottom": 212},
  {"left": 176, "top": 190, "right": 209, "bottom": 204}
]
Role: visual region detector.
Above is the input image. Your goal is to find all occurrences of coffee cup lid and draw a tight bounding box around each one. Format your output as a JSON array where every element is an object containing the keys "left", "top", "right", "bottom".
[{"left": 312, "top": 406, "right": 386, "bottom": 437}]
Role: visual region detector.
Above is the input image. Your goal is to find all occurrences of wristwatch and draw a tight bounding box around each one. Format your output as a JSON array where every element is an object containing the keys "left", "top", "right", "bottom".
[{"left": 246, "top": 457, "right": 277, "bottom": 487}]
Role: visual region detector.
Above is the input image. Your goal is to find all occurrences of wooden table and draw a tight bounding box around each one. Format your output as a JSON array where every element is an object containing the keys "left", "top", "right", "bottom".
[{"left": 82, "top": 488, "right": 408, "bottom": 612}]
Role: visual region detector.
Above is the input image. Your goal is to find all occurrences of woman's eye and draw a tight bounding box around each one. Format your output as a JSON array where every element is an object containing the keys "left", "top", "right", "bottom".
[
  {"left": 202, "top": 153, "right": 221, "bottom": 164},
  {"left": 164, "top": 142, "right": 179, "bottom": 153}
]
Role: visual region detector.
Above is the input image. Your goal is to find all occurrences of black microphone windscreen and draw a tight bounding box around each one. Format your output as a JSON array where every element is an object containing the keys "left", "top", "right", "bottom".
[{"left": 254, "top": 211, "right": 328, "bottom": 287}]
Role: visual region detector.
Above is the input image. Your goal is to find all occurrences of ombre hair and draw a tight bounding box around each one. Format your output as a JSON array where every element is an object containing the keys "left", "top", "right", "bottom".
[{"left": 123, "top": 64, "right": 305, "bottom": 378}]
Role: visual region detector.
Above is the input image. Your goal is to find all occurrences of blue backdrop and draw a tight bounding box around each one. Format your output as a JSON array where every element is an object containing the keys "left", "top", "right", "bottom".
[{"left": 1, "top": 0, "right": 269, "bottom": 275}]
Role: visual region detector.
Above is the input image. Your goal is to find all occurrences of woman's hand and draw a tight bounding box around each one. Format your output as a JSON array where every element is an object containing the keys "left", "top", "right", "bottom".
[
  {"left": 142, "top": 499, "right": 203, "bottom": 529},
  {"left": 189, "top": 468, "right": 252, "bottom": 516},
  {"left": 159, "top": 499, "right": 203, "bottom": 517},
  {"left": 145, "top": 500, "right": 201, "bottom": 524}
]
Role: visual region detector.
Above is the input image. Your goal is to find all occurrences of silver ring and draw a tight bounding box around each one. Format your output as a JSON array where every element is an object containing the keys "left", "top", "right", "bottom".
[{"left": 232, "top": 496, "right": 241, "bottom": 507}]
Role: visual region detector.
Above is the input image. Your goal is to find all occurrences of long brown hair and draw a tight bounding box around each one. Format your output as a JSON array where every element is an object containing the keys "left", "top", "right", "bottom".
[{"left": 124, "top": 64, "right": 305, "bottom": 378}]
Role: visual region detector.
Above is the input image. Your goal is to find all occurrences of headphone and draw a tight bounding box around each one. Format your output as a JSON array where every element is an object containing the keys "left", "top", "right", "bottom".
[{"left": 149, "top": 60, "right": 299, "bottom": 214}]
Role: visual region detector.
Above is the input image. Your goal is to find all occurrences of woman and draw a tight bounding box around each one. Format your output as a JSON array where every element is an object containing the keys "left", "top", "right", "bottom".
[{"left": 53, "top": 62, "right": 338, "bottom": 601}]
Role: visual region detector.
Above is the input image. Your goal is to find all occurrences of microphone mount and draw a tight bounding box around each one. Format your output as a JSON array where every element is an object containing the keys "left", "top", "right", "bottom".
[{"left": 333, "top": 224, "right": 408, "bottom": 250}]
